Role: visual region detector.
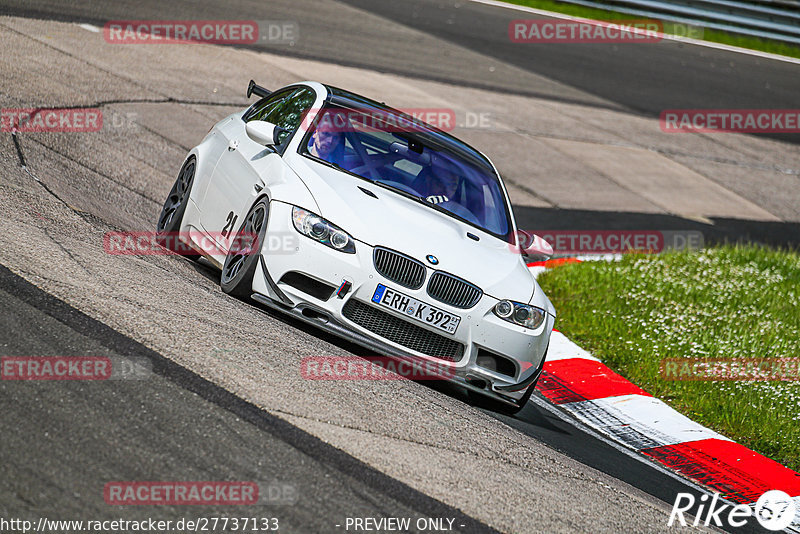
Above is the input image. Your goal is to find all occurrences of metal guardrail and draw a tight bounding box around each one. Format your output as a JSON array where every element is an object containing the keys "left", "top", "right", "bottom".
[{"left": 554, "top": 0, "right": 800, "bottom": 45}]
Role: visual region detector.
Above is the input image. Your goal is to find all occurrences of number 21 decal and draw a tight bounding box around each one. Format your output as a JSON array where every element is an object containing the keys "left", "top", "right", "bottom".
[{"left": 221, "top": 211, "right": 238, "bottom": 238}]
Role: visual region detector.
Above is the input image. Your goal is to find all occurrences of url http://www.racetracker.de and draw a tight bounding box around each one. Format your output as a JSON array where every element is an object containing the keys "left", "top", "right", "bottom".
[{"left": 0, "top": 516, "right": 281, "bottom": 533}]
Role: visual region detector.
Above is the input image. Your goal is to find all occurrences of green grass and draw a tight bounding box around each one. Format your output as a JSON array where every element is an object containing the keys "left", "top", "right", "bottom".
[
  {"left": 505, "top": 0, "right": 800, "bottom": 59},
  {"left": 537, "top": 246, "right": 800, "bottom": 471}
]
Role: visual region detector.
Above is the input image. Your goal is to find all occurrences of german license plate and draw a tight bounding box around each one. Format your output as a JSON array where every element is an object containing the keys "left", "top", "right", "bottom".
[{"left": 371, "top": 284, "right": 460, "bottom": 335}]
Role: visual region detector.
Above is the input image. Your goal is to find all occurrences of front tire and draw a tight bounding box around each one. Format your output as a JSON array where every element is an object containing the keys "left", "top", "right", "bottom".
[
  {"left": 156, "top": 156, "right": 198, "bottom": 259},
  {"left": 220, "top": 198, "right": 269, "bottom": 299}
]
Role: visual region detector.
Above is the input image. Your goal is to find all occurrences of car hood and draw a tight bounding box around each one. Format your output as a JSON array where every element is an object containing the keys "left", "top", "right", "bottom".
[{"left": 285, "top": 157, "right": 535, "bottom": 302}]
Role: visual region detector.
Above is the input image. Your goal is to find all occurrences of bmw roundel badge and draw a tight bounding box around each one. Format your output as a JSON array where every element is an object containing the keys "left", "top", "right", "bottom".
[{"left": 426, "top": 254, "right": 439, "bottom": 265}]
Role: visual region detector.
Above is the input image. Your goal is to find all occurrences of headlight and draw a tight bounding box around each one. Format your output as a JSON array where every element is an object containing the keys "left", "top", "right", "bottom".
[
  {"left": 292, "top": 207, "right": 356, "bottom": 253},
  {"left": 494, "top": 300, "right": 513, "bottom": 318},
  {"left": 493, "top": 300, "right": 546, "bottom": 329}
]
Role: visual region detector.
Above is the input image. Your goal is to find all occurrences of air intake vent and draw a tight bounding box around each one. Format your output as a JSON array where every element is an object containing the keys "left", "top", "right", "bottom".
[
  {"left": 342, "top": 299, "right": 465, "bottom": 362},
  {"left": 373, "top": 247, "right": 426, "bottom": 289},
  {"left": 427, "top": 272, "right": 482, "bottom": 309},
  {"left": 476, "top": 349, "right": 517, "bottom": 378},
  {"left": 278, "top": 271, "right": 336, "bottom": 301}
]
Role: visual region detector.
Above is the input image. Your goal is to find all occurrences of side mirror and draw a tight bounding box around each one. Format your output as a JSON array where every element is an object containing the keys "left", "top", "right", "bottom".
[
  {"left": 516, "top": 230, "right": 553, "bottom": 259},
  {"left": 245, "top": 121, "right": 278, "bottom": 146}
]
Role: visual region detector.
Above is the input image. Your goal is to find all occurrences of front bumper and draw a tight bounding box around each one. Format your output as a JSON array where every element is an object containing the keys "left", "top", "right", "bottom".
[{"left": 252, "top": 201, "right": 554, "bottom": 405}]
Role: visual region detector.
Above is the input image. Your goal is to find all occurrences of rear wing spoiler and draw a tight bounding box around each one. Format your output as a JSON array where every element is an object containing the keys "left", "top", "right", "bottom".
[{"left": 247, "top": 80, "right": 271, "bottom": 99}]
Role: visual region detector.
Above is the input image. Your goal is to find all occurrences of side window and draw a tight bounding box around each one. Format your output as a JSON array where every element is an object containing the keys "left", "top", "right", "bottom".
[
  {"left": 243, "top": 87, "right": 316, "bottom": 148},
  {"left": 267, "top": 88, "right": 316, "bottom": 145},
  {"left": 243, "top": 88, "right": 293, "bottom": 123}
]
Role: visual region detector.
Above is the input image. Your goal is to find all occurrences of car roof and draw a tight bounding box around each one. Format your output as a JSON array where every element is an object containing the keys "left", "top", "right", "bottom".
[{"left": 322, "top": 84, "right": 495, "bottom": 173}]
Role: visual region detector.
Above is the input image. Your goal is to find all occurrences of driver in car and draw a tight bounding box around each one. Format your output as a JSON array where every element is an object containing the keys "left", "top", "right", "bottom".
[
  {"left": 308, "top": 114, "right": 346, "bottom": 167},
  {"left": 425, "top": 164, "right": 460, "bottom": 205}
]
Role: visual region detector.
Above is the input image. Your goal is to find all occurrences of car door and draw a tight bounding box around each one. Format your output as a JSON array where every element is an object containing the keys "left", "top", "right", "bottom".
[{"left": 199, "top": 86, "right": 317, "bottom": 253}]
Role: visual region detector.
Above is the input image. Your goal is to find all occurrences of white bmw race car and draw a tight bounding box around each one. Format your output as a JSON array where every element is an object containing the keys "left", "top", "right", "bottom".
[{"left": 157, "top": 80, "right": 556, "bottom": 413}]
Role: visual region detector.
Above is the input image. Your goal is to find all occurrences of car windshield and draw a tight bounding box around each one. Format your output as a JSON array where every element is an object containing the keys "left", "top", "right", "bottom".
[{"left": 300, "top": 103, "right": 512, "bottom": 240}]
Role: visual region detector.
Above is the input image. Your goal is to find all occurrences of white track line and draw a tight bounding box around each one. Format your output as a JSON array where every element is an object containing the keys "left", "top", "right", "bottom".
[{"left": 78, "top": 23, "right": 100, "bottom": 33}]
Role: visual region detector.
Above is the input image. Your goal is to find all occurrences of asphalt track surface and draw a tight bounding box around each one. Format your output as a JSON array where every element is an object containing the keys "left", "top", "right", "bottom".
[
  {"left": 0, "top": 265, "right": 499, "bottom": 534},
  {"left": 0, "top": 0, "right": 796, "bottom": 533}
]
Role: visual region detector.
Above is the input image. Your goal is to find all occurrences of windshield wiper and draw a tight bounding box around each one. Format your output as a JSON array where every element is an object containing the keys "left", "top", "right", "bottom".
[
  {"left": 372, "top": 181, "right": 467, "bottom": 222},
  {"left": 371, "top": 180, "right": 427, "bottom": 204},
  {"left": 305, "top": 154, "right": 347, "bottom": 174},
  {"left": 372, "top": 180, "right": 493, "bottom": 235}
]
